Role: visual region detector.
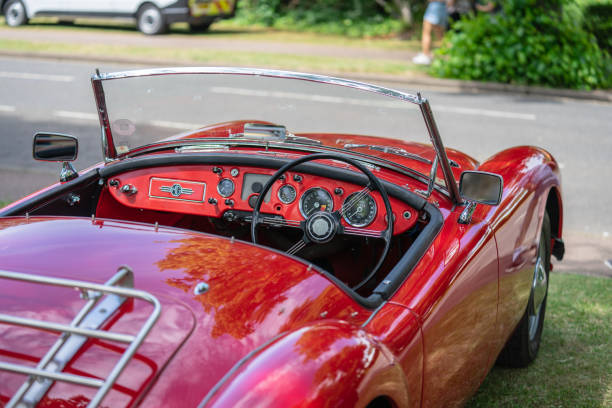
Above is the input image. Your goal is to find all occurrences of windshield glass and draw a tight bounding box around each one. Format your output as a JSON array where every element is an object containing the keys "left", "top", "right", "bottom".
[{"left": 98, "top": 70, "right": 430, "bottom": 156}]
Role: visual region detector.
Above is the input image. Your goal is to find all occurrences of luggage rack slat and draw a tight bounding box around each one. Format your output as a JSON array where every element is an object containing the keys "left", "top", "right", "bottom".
[
  {"left": 0, "top": 266, "right": 161, "bottom": 408},
  {"left": 0, "top": 362, "right": 105, "bottom": 388},
  {"left": 0, "top": 315, "right": 135, "bottom": 343}
]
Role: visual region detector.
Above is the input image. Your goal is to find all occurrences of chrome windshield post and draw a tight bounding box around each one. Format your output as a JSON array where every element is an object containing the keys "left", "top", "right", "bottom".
[{"left": 418, "top": 96, "right": 463, "bottom": 205}]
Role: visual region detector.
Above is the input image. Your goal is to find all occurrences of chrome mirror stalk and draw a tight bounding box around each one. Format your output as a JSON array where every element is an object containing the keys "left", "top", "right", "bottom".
[
  {"left": 60, "top": 162, "right": 78, "bottom": 183},
  {"left": 458, "top": 201, "right": 477, "bottom": 224}
]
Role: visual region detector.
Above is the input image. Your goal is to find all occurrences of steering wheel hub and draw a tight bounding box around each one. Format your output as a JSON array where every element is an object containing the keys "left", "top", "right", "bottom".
[{"left": 305, "top": 211, "right": 337, "bottom": 243}]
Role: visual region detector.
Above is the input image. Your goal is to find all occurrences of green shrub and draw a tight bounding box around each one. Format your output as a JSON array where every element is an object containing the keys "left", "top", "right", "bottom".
[{"left": 430, "top": 0, "right": 611, "bottom": 90}]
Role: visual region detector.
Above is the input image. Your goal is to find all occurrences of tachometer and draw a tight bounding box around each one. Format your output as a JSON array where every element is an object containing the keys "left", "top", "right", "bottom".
[
  {"left": 278, "top": 184, "right": 297, "bottom": 204},
  {"left": 342, "top": 192, "right": 377, "bottom": 227},
  {"left": 299, "top": 188, "right": 333, "bottom": 218}
]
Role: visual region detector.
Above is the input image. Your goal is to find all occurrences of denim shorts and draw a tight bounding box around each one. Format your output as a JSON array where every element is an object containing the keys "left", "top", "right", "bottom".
[{"left": 424, "top": 1, "right": 448, "bottom": 27}]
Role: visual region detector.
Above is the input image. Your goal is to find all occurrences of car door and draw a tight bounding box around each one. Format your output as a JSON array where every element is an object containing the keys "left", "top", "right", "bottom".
[{"left": 391, "top": 212, "right": 500, "bottom": 407}]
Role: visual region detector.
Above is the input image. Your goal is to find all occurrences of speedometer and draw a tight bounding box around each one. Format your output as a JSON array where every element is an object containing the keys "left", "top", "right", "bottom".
[
  {"left": 342, "top": 192, "right": 377, "bottom": 227},
  {"left": 299, "top": 188, "right": 333, "bottom": 218}
]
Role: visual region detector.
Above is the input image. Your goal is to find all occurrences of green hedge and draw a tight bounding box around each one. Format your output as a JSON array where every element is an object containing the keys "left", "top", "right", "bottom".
[
  {"left": 233, "top": 0, "right": 406, "bottom": 37},
  {"left": 431, "top": 0, "right": 611, "bottom": 90}
]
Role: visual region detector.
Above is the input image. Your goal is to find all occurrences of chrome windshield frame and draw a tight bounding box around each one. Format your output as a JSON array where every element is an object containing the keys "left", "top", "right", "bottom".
[{"left": 90, "top": 67, "right": 462, "bottom": 204}]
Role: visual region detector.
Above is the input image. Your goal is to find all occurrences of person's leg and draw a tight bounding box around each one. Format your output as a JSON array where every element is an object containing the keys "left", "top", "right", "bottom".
[
  {"left": 432, "top": 23, "right": 445, "bottom": 47},
  {"left": 421, "top": 20, "right": 434, "bottom": 56}
]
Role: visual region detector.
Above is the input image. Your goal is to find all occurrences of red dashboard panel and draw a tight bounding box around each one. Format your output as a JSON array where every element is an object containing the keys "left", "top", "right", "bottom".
[{"left": 103, "top": 165, "right": 418, "bottom": 234}]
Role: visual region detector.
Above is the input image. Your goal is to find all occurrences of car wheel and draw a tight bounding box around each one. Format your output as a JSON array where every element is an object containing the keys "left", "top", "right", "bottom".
[
  {"left": 137, "top": 4, "right": 167, "bottom": 35},
  {"left": 189, "top": 21, "right": 212, "bottom": 32},
  {"left": 4, "top": 0, "right": 28, "bottom": 27},
  {"left": 497, "top": 212, "right": 551, "bottom": 367}
]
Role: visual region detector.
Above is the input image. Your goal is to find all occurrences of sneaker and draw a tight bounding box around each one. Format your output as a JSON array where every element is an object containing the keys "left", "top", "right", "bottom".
[{"left": 412, "top": 53, "right": 432, "bottom": 65}]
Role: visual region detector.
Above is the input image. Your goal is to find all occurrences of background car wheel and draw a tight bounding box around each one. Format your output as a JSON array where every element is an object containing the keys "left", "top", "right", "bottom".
[
  {"left": 189, "top": 21, "right": 212, "bottom": 32},
  {"left": 497, "top": 212, "right": 551, "bottom": 367},
  {"left": 4, "top": 0, "right": 28, "bottom": 27},
  {"left": 137, "top": 4, "right": 167, "bottom": 35}
]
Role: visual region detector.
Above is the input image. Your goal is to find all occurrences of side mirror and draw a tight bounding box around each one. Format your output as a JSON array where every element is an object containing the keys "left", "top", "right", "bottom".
[
  {"left": 33, "top": 133, "right": 79, "bottom": 182},
  {"left": 459, "top": 171, "right": 503, "bottom": 205},
  {"left": 33, "top": 133, "right": 78, "bottom": 162},
  {"left": 458, "top": 171, "right": 503, "bottom": 224}
]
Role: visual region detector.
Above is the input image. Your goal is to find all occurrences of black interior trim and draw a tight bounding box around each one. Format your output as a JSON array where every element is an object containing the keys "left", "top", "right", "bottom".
[{"left": 0, "top": 170, "right": 100, "bottom": 217}]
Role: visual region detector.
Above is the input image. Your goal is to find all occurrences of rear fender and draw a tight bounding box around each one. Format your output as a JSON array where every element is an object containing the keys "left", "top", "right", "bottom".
[{"left": 202, "top": 321, "right": 409, "bottom": 408}]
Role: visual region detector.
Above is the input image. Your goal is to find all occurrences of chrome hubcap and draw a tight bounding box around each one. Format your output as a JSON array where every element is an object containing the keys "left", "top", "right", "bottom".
[
  {"left": 6, "top": 2, "right": 24, "bottom": 25},
  {"left": 140, "top": 9, "right": 160, "bottom": 33},
  {"left": 528, "top": 240, "right": 548, "bottom": 340}
]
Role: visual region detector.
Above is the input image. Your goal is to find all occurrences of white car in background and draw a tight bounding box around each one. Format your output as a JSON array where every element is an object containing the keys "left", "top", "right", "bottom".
[{"left": 2, "top": 0, "right": 236, "bottom": 34}]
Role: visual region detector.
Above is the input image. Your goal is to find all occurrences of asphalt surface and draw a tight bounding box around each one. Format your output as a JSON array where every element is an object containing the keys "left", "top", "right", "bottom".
[{"left": 0, "top": 53, "right": 610, "bottom": 277}]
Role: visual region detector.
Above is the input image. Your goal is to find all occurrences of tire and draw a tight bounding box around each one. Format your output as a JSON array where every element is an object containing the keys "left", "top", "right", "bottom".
[
  {"left": 497, "top": 212, "right": 551, "bottom": 367},
  {"left": 4, "top": 0, "right": 28, "bottom": 27},
  {"left": 189, "top": 21, "right": 212, "bottom": 32},
  {"left": 137, "top": 4, "right": 167, "bottom": 35}
]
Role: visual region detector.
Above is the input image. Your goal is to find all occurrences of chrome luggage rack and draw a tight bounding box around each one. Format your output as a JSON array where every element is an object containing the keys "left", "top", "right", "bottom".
[{"left": 0, "top": 266, "right": 161, "bottom": 408}]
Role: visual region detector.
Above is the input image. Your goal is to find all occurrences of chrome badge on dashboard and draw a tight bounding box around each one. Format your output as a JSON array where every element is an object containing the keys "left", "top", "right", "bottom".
[{"left": 149, "top": 178, "right": 206, "bottom": 202}]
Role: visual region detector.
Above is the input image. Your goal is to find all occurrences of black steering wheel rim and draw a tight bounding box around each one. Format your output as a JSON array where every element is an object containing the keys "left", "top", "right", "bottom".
[{"left": 250, "top": 153, "right": 394, "bottom": 291}]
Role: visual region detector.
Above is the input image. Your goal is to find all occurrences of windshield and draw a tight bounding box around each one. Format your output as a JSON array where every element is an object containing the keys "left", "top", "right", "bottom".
[{"left": 96, "top": 69, "right": 429, "bottom": 156}]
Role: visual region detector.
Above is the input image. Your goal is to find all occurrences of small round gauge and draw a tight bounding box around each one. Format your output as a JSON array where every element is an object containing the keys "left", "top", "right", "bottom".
[
  {"left": 342, "top": 192, "right": 377, "bottom": 227},
  {"left": 278, "top": 184, "right": 297, "bottom": 204},
  {"left": 299, "top": 188, "right": 334, "bottom": 218},
  {"left": 217, "top": 178, "right": 235, "bottom": 197}
]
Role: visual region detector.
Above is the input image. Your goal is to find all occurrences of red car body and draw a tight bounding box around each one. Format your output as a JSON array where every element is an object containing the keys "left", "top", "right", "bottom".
[{"left": 0, "top": 68, "right": 563, "bottom": 407}]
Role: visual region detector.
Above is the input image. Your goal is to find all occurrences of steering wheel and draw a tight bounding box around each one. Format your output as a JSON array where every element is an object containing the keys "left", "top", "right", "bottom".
[{"left": 250, "top": 153, "right": 394, "bottom": 291}]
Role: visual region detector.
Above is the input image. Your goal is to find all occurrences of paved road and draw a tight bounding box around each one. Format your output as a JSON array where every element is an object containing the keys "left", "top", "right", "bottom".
[{"left": 0, "top": 56, "right": 610, "bottom": 275}]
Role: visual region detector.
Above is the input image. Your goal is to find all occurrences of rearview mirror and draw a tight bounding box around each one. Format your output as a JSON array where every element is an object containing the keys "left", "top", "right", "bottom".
[
  {"left": 33, "top": 133, "right": 78, "bottom": 162},
  {"left": 459, "top": 171, "right": 503, "bottom": 205}
]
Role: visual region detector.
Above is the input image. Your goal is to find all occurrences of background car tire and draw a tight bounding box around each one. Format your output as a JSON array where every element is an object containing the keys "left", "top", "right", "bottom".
[
  {"left": 4, "top": 0, "right": 28, "bottom": 27},
  {"left": 189, "top": 21, "right": 212, "bottom": 32},
  {"left": 497, "top": 212, "right": 551, "bottom": 367},
  {"left": 137, "top": 4, "right": 167, "bottom": 35}
]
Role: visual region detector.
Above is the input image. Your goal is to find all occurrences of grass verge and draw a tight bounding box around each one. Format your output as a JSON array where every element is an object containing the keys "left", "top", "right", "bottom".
[
  {"left": 0, "top": 19, "right": 422, "bottom": 76},
  {"left": 0, "top": 38, "right": 414, "bottom": 75},
  {"left": 468, "top": 273, "right": 611, "bottom": 407}
]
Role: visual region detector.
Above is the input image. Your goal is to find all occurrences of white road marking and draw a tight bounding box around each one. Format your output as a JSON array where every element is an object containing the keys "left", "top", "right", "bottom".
[
  {"left": 53, "top": 110, "right": 98, "bottom": 121},
  {"left": 210, "top": 86, "right": 536, "bottom": 121},
  {"left": 0, "top": 71, "right": 74, "bottom": 82},
  {"left": 151, "top": 120, "right": 201, "bottom": 130},
  {"left": 0, "top": 105, "right": 16, "bottom": 113},
  {"left": 434, "top": 105, "right": 536, "bottom": 121}
]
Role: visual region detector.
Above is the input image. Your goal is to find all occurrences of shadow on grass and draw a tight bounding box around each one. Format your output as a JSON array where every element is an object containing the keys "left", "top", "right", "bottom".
[{"left": 467, "top": 273, "right": 611, "bottom": 407}]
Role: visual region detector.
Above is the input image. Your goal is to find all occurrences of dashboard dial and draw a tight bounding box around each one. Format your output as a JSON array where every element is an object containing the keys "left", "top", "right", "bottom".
[
  {"left": 278, "top": 184, "right": 297, "bottom": 204},
  {"left": 299, "top": 188, "right": 333, "bottom": 218},
  {"left": 217, "top": 178, "right": 235, "bottom": 197},
  {"left": 342, "top": 192, "right": 377, "bottom": 227}
]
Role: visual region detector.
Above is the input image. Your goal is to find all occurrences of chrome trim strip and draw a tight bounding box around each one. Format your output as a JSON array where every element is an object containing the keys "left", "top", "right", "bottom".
[{"left": 0, "top": 266, "right": 161, "bottom": 408}]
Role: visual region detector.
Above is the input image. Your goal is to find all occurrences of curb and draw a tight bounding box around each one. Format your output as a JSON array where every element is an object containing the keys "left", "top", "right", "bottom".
[{"left": 2, "top": 50, "right": 611, "bottom": 103}]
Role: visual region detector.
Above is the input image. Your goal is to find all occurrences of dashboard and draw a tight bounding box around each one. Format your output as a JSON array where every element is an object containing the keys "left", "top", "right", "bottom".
[{"left": 103, "top": 164, "right": 418, "bottom": 234}]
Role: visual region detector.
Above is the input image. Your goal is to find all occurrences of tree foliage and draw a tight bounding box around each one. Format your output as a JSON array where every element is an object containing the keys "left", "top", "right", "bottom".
[{"left": 430, "top": 0, "right": 611, "bottom": 89}]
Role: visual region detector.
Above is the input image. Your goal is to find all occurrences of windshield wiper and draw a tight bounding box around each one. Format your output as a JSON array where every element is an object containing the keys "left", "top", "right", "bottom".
[{"left": 343, "top": 144, "right": 432, "bottom": 165}]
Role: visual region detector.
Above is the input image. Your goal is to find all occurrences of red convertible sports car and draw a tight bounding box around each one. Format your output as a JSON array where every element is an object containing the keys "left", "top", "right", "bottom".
[{"left": 0, "top": 68, "right": 564, "bottom": 407}]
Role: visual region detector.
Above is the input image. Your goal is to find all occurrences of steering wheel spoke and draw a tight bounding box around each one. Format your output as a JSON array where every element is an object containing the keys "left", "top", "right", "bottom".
[
  {"left": 341, "top": 225, "right": 385, "bottom": 239},
  {"left": 259, "top": 216, "right": 302, "bottom": 229},
  {"left": 286, "top": 237, "right": 308, "bottom": 256}
]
